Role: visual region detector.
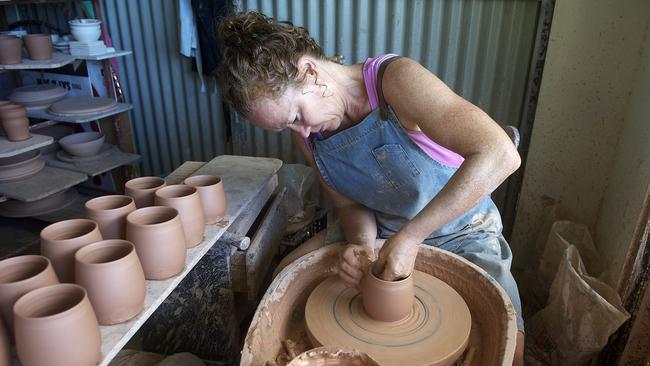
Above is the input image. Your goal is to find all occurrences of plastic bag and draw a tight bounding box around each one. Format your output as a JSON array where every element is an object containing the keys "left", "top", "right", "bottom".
[{"left": 526, "top": 245, "right": 630, "bottom": 365}]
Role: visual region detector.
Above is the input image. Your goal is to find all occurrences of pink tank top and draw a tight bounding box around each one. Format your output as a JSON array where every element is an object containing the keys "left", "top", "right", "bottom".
[{"left": 364, "top": 54, "right": 464, "bottom": 168}]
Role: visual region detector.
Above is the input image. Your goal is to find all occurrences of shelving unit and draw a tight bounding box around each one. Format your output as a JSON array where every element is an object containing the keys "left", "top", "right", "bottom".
[
  {"left": 27, "top": 102, "right": 133, "bottom": 124},
  {"left": 0, "top": 20, "right": 139, "bottom": 213}
]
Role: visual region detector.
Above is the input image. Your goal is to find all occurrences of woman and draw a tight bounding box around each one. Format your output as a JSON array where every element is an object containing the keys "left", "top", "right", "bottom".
[{"left": 217, "top": 11, "right": 524, "bottom": 364}]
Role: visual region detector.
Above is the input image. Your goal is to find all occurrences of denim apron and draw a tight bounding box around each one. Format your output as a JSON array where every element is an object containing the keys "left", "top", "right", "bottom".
[{"left": 311, "top": 107, "right": 524, "bottom": 331}]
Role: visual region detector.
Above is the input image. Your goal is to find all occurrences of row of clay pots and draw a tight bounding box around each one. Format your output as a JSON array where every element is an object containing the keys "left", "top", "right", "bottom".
[
  {"left": 0, "top": 34, "right": 52, "bottom": 65},
  {"left": 0, "top": 102, "right": 30, "bottom": 142}
]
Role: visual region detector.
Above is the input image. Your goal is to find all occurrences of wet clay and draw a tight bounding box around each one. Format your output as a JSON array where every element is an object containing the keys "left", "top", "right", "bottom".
[
  {"left": 305, "top": 271, "right": 471, "bottom": 366},
  {"left": 287, "top": 346, "right": 379, "bottom": 366},
  {"left": 240, "top": 244, "right": 517, "bottom": 366}
]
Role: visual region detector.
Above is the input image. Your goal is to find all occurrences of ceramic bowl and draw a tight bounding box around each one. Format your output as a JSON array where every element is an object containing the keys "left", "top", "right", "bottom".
[
  {"left": 70, "top": 27, "right": 101, "bottom": 42},
  {"left": 0, "top": 151, "right": 45, "bottom": 182},
  {"left": 58, "top": 132, "right": 105, "bottom": 157},
  {"left": 9, "top": 84, "right": 68, "bottom": 110}
]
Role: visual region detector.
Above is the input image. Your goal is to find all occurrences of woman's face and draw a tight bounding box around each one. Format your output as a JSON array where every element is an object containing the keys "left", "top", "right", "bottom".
[{"left": 248, "top": 77, "right": 346, "bottom": 138}]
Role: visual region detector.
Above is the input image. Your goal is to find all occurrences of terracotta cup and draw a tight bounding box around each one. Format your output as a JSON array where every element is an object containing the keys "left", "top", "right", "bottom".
[
  {"left": 125, "top": 176, "right": 166, "bottom": 208},
  {"left": 75, "top": 240, "right": 145, "bottom": 325},
  {"left": 0, "top": 35, "right": 22, "bottom": 65},
  {"left": 126, "top": 206, "right": 187, "bottom": 280},
  {"left": 0, "top": 255, "right": 59, "bottom": 336},
  {"left": 0, "top": 103, "right": 30, "bottom": 142},
  {"left": 40, "top": 219, "right": 103, "bottom": 283},
  {"left": 85, "top": 195, "right": 136, "bottom": 239},
  {"left": 359, "top": 263, "right": 414, "bottom": 322},
  {"left": 154, "top": 185, "right": 205, "bottom": 247},
  {"left": 184, "top": 175, "right": 227, "bottom": 224},
  {"left": 0, "top": 316, "right": 8, "bottom": 366},
  {"left": 13, "top": 284, "right": 101, "bottom": 366},
  {"left": 23, "top": 34, "right": 52, "bottom": 60}
]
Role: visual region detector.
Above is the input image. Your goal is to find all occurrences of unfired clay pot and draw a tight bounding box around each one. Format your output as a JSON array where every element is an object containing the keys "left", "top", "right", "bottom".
[
  {"left": 23, "top": 34, "right": 52, "bottom": 60},
  {"left": 85, "top": 195, "right": 136, "bottom": 239},
  {"left": 184, "top": 175, "right": 227, "bottom": 224},
  {"left": 0, "top": 35, "right": 22, "bottom": 65},
  {"left": 359, "top": 263, "right": 414, "bottom": 322},
  {"left": 154, "top": 185, "right": 205, "bottom": 247},
  {"left": 125, "top": 176, "right": 166, "bottom": 208},
  {"left": 0, "top": 316, "right": 9, "bottom": 366},
  {"left": 0, "top": 255, "right": 59, "bottom": 336},
  {"left": 75, "top": 240, "right": 145, "bottom": 324},
  {"left": 13, "top": 284, "right": 101, "bottom": 366},
  {"left": 0, "top": 104, "right": 30, "bottom": 142},
  {"left": 40, "top": 219, "right": 103, "bottom": 283},
  {"left": 126, "top": 206, "right": 186, "bottom": 280}
]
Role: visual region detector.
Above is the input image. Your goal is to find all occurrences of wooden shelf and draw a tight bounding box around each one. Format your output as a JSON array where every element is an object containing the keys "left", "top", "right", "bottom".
[
  {"left": 0, "top": 134, "right": 53, "bottom": 158},
  {"left": 42, "top": 147, "right": 141, "bottom": 177},
  {"left": 74, "top": 50, "right": 132, "bottom": 61},
  {"left": 0, "top": 52, "right": 75, "bottom": 70},
  {"left": 27, "top": 103, "right": 133, "bottom": 123},
  {"left": 97, "top": 155, "right": 283, "bottom": 366},
  {"left": 0, "top": 165, "right": 86, "bottom": 202}
]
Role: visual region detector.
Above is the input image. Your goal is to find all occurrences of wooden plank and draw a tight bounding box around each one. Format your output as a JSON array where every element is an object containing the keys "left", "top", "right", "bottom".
[
  {"left": 0, "top": 166, "right": 87, "bottom": 202},
  {"left": 27, "top": 103, "right": 133, "bottom": 124},
  {"left": 164, "top": 161, "right": 206, "bottom": 185},
  {"left": 0, "top": 134, "right": 53, "bottom": 158},
  {"left": 246, "top": 187, "right": 288, "bottom": 300},
  {"left": 41, "top": 148, "right": 140, "bottom": 177},
  {"left": 0, "top": 51, "right": 75, "bottom": 70},
  {"left": 228, "top": 174, "right": 278, "bottom": 237}
]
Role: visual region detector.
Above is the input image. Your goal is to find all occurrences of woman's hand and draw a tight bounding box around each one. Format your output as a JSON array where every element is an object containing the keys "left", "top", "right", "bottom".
[
  {"left": 375, "top": 232, "right": 420, "bottom": 281},
  {"left": 336, "top": 243, "right": 377, "bottom": 288}
]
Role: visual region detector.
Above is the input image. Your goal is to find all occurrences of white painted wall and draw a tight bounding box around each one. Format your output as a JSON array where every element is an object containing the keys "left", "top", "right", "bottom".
[
  {"left": 595, "top": 31, "right": 650, "bottom": 286},
  {"left": 510, "top": 0, "right": 650, "bottom": 286}
]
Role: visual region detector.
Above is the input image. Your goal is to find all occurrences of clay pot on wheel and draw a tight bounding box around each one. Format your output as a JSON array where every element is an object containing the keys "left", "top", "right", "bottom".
[
  {"left": 125, "top": 176, "right": 166, "bottom": 208},
  {"left": 359, "top": 263, "right": 414, "bottom": 322},
  {"left": 0, "top": 104, "right": 30, "bottom": 142},
  {"left": 23, "top": 34, "right": 52, "bottom": 60},
  {"left": 126, "top": 206, "right": 186, "bottom": 280},
  {"left": 75, "top": 240, "right": 145, "bottom": 324},
  {"left": 154, "top": 185, "right": 205, "bottom": 247},
  {"left": 85, "top": 195, "right": 136, "bottom": 239},
  {"left": 0, "top": 255, "right": 59, "bottom": 336},
  {"left": 40, "top": 219, "right": 103, "bottom": 283},
  {"left": 13, "top": 284, "right": 101, "bottom": 366},
  {"left": 0, "top": 35, "right": 22, "bottom": 65},
  {"left": 184, "top": 175, "right": 227, "bottom": 224}
]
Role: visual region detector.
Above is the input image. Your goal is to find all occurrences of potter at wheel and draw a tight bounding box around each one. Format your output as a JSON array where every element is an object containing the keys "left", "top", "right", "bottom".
[{"left": 305, "top": 271, "right": 471, "bottom": 366}]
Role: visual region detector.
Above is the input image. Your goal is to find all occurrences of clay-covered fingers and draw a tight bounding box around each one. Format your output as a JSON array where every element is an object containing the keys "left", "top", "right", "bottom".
[{"left": 337, "top": 245, "right": 365, "bottom": 287}]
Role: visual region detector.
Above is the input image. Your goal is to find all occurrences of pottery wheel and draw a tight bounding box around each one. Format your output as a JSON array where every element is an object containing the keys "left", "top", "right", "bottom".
[
  {"left": 48, "top": 96, "right": 117, "bottom": 116},
  {"left": 305, "top": 271, "right": 471, "bottom": 366}
]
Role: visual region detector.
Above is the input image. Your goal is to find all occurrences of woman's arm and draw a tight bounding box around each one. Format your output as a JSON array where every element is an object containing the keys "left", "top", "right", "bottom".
[
  {"left": 375, "top": 57, "right": 521, "bottom": 279},
  {"left": 292, "top": 132, "right": 377, "bottom": 284}
]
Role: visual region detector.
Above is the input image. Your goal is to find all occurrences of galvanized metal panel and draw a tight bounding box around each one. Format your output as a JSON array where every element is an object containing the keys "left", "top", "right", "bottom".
[
  {"left": 10, "top": 0, "right": 538, "bottom": 188},
  {"left": 99, "top": 0, "right": 229, "bottom": 177}
]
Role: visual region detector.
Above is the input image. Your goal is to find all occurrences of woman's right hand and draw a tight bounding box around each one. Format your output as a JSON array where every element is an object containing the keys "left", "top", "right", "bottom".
[{"left": 336, "top": 243, "right": 377, "bottom": 288}]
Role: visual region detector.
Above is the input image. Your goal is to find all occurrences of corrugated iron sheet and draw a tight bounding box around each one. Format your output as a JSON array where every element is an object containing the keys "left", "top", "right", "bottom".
[{"left": 7, "top": 0, "right": 539, "bottom": 184}]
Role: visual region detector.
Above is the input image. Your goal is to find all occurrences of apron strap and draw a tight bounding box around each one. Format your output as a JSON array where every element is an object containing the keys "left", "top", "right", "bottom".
[{"left": 376, "top": 55, "right": 404, "bottom": 120}]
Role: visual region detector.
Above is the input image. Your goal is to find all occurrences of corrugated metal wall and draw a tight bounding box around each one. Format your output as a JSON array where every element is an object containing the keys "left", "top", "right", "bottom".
[
  {"left": 234, "top": 0, "right": 539, "bottom": 168},
  {"left": 7, "top": 0, "right": 540, "bottom": 186}
]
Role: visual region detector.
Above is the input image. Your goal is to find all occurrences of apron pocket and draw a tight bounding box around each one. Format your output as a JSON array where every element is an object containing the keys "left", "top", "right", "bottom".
[{"left": 372, "top": 144, "right": 421, "bottom": 190}]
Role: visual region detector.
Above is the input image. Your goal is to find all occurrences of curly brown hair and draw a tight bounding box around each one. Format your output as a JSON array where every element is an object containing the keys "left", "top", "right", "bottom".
[{"left": 217, "top": 11, "right": 324, "bottom": 117}]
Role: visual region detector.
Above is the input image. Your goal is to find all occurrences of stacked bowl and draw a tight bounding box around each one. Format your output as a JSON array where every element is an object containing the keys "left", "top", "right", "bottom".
[{"left": 69, "top": 19, "right": 102, "bottom": 42}]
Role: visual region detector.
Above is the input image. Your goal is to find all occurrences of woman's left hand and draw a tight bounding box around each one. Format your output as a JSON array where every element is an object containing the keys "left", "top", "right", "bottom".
[{"left": 375, "top": 232, "right": 420, "bottom": 281}]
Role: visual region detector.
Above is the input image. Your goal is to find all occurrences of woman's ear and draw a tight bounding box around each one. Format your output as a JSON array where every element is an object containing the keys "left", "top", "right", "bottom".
[{"left": 297, "top": 55, "right": 318, "bottom": 79}]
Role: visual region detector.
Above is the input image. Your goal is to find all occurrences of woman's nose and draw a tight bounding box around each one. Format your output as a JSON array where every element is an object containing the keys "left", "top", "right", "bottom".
[{"left": 290, "top": 124, "right": 311, "bottom": 138}]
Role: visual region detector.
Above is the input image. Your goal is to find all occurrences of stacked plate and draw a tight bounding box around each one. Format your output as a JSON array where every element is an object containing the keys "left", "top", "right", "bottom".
[
  {"left": 0, "top": 151, "right": 45, "bottom": 182},
  {"left": 9, "top": 84, "right": 68, "bottom": 111},
  {"left": 48, "top": 96, "right": 117, "bottom": 117},
  {"left": 69, "top": 41, "right": 107, "bottom": 56},
  {"left": 53, "top": 40, "right": 70, "bottom": 53},
  {"left": 0, "top": 188, "right": 78, "bottom": 218}
]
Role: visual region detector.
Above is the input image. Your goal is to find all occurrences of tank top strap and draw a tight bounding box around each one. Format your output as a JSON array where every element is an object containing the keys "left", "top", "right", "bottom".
[{"left": 375, "top": 55, "right": 403, "bottom": 120}]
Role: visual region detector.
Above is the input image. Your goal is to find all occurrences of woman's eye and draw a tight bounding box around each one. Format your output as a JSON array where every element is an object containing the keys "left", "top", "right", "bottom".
[{"left": 292, "top": 116, "right": 299, "bottom": 124}]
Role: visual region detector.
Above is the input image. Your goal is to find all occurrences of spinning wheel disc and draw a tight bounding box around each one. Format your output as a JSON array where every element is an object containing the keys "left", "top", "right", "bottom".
[{"left": 305, "top": 271, "right": 471, "bottom": 366}]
